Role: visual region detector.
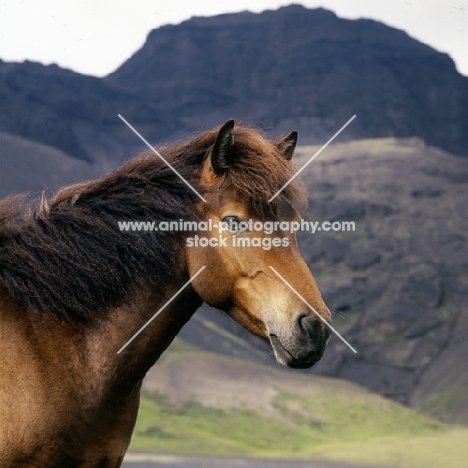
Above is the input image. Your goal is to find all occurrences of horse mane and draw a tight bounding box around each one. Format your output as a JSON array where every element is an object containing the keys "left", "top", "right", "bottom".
[{"left": 0, "top": 124, "right": 305, "bottom": 322}]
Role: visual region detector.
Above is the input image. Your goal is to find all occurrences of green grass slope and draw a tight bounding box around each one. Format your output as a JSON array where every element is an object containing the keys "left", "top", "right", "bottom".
[
  {"left": 127, "top": 340, "right": 467, "bottom": 467},
  {"left": 314, "top": 428, "right": 468, "bottom": 468}
]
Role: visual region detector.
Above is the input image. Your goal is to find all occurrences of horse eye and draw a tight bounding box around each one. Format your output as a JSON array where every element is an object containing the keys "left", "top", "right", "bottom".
[{"left": 221, "top": 216, "right": 246, "bottom": 232}]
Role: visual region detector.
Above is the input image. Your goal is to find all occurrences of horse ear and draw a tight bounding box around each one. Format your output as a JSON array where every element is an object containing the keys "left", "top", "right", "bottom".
[
  {"left": 277, "top": 131, "right": 298, "bottom": 160},
  {"left": 211, "top": 119, "right": 235, "bottom": 175}
]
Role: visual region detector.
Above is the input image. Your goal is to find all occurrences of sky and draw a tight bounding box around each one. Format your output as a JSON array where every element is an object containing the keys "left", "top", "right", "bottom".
[{"left": 0, "top": 0, "right": 467, "bottom": 77}]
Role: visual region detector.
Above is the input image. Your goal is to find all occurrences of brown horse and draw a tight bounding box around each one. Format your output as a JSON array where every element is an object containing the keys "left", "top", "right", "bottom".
[{"left": 0, "top": 120, "right": 331, "bottom": 467}]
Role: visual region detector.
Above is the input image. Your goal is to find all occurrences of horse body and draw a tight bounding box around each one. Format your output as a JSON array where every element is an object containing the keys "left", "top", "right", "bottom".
[{"left": 0, "top": 120, "right": 331, "bottom": 466}]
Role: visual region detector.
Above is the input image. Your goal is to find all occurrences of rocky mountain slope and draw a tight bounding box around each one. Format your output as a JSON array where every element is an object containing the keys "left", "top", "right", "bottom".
[
  {"left": 0, "top": 132, "right": 101, "bottom": 197},
  {"left": 295, "top": 138, "right": 468, "bottom": 423}
]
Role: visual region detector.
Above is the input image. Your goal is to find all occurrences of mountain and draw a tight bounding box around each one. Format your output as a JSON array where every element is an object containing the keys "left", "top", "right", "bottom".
[
  {"left": 0, "top": 59, "right": 155, "bottom": 163},
  {"left": 107, "top": 4, "right": 468, "bottom": 156},
  {"left": 1, "top": 4, "right": 468, "bottom": 166},
  {"left": 0, "top": 132, "right": 101, "bottom": 197}
]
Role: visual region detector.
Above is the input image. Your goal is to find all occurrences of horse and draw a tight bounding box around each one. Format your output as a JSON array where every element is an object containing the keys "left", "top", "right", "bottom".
[{"left": 0, "top": 120, "right": 331, "bottom": 467}]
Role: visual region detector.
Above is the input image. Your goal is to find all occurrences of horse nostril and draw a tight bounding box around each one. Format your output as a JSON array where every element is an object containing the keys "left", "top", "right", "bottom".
[
  {"left": 296, "top": 313, "right": 331, "bottom": 340},
  {"left": 295, "top": 313, "right": 318, "bottom": 336},
  {"left": 294, "top": 313, "right": 308, "bottom": 335}
]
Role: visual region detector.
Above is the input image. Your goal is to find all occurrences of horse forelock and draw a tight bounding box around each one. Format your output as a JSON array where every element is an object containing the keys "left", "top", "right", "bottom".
[
  {"left": 220, "top": 127, "right": 307, "bottom": 216},
  {"left": 173, "top": 124, "right": 307, "bottom": 215}
]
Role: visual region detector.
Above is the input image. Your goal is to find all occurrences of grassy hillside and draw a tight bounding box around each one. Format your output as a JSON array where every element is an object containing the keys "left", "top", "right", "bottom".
[
  {"left": 127, "top": 340, "right": 467, "bottom": 467},
  {"left": 314, "top": 428, "right": 468, "bottom": 468}
]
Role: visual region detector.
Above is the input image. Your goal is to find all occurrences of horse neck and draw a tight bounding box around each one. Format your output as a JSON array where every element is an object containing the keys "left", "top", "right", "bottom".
[
  {"left": 89, "top": 281, "right": 203, "bottom": 395},
  {"left": 81, "top": 281, "right": 201, "bottom": 449},
  {"left": 0, "top": 273, "right": 202, "bottom": 400},
  {"left": 71, "top": 237, "right": 201, "bottom": 394}
]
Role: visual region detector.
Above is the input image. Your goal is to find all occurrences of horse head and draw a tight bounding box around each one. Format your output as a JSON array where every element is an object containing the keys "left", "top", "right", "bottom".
[{"left": 187, "top": 120, "right": 331, "bottom": 368}]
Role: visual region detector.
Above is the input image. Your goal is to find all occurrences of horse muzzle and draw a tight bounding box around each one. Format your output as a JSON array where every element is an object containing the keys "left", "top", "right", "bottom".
[{"left": 269, "top": 315, "right": 332, "bottom": 369}]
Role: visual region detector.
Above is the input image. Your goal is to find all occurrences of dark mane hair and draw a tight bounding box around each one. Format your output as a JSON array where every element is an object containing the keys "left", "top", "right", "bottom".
[{"left": 0, "top": 124, "right": 304, "bottom": 322}]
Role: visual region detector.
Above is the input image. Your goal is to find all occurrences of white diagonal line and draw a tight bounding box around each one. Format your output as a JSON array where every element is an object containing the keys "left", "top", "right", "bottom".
[
  {"left": 269, "top": 266, "right": 357, "bottom": 353},
  {"left": 268, "top": 115, "right": 356, "bottom": 202},
  {"left": 117, "top": 266, "right": 206, "bottom": 354},
  {"left": 118, "top": 114, "right": 207, "bottom": 203}
]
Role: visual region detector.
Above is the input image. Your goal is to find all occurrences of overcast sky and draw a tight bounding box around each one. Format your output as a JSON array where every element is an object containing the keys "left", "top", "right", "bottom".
[{"left": 0, "top": 0, "right": 467, "bottom": 77}]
